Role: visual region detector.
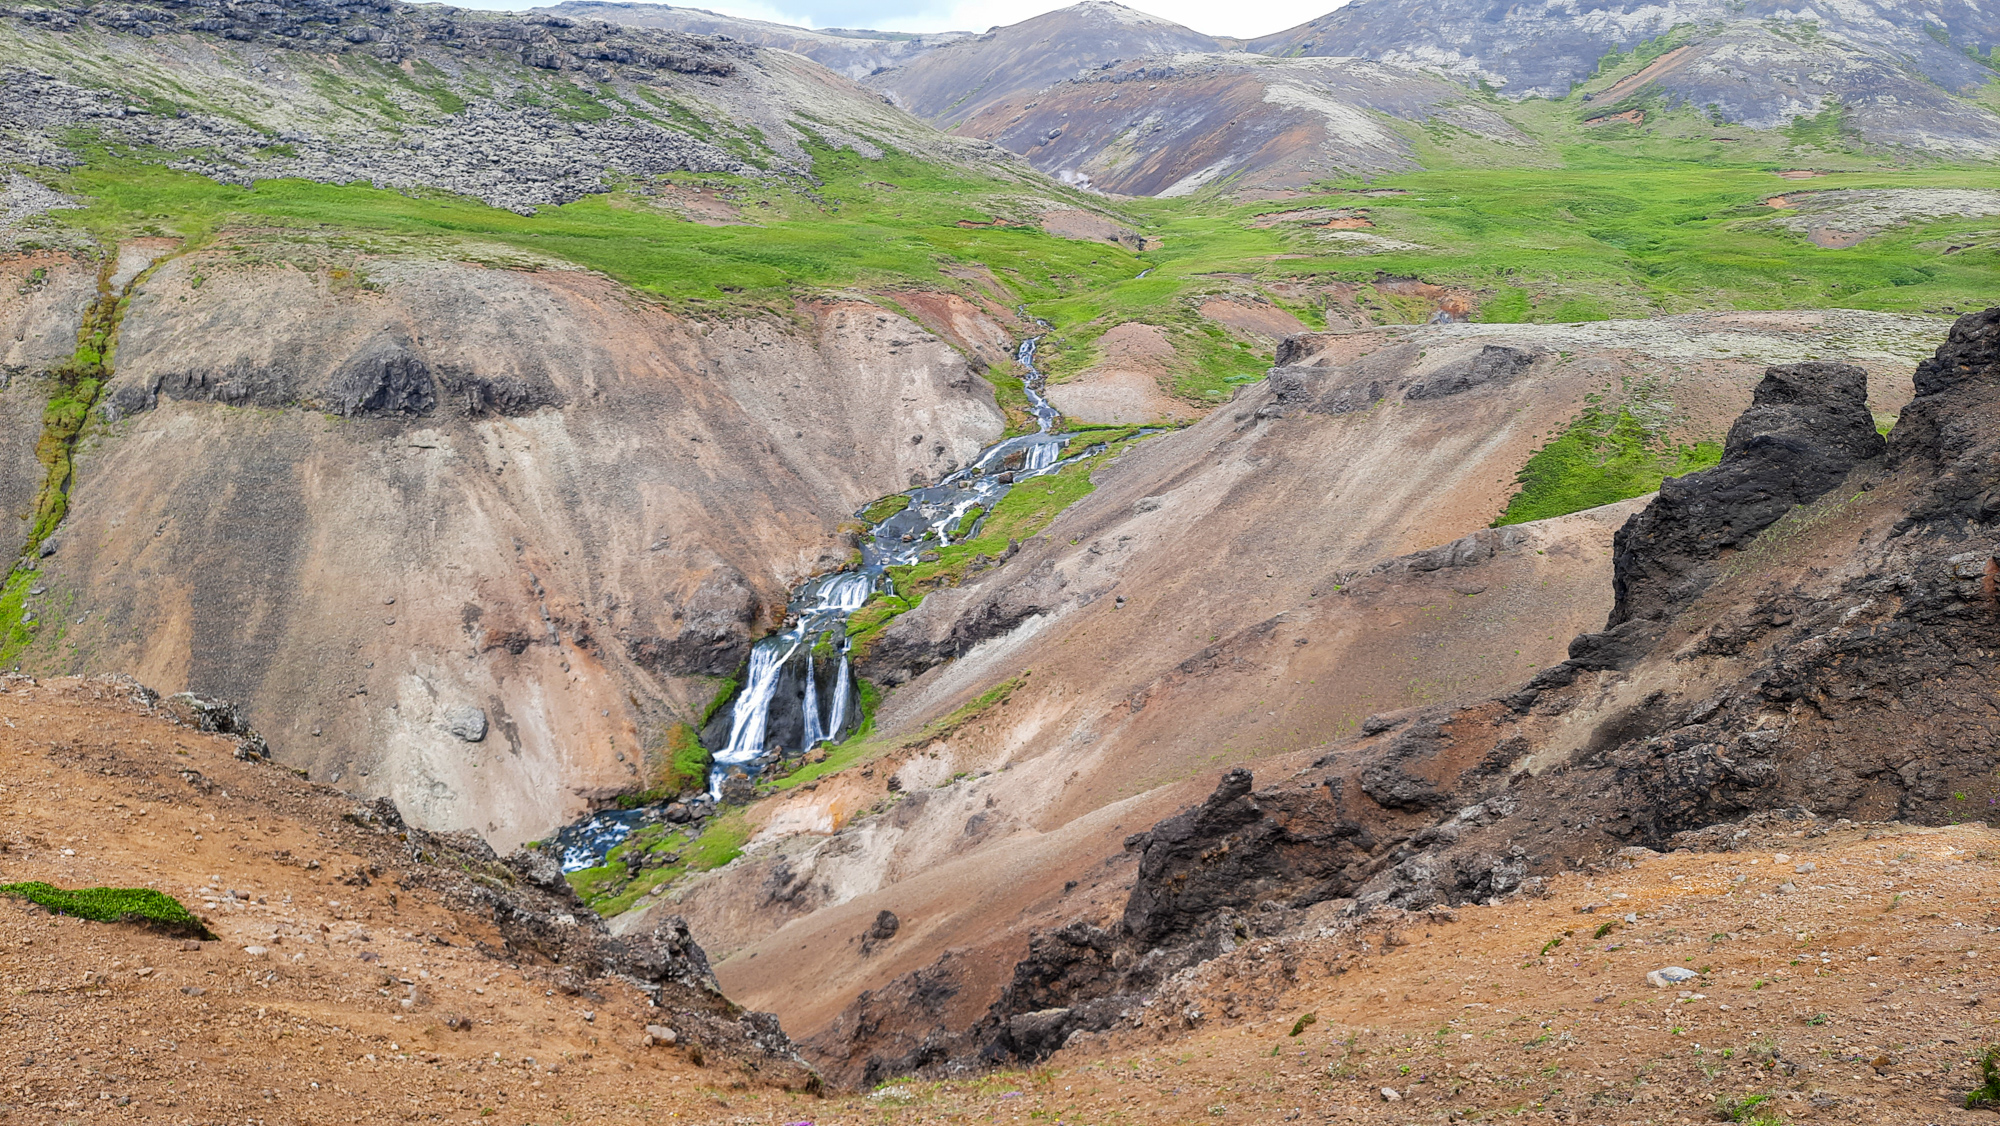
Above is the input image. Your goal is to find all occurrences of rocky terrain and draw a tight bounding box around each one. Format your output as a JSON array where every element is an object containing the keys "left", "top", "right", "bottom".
[
  {"left": 1251, "top": 0, "right": 2000, "bottom": 157},
  {"left": 953, "top": 52, "right": 1528, "bottom": 196},
  {"left": 553, "top": 0, "right": 2000, "bottom": 194},
  {"left": 0, "top": 0, "right": 1997, "bottom": 1112},
  {"left": 760, "top": 306, "right": 2000, "bottom": 1081},
  {"left": 0, "top": 243, "right": 1019, "bottom": 846},
  {"left": 0, "top": 674, "right": 823, "bottom": 1123},
  {"left": 539, "top": 0, "right": 971, "bottom": 81},
  {"left": 0, "top": 0, "right": 1018, "bottom": 214}
]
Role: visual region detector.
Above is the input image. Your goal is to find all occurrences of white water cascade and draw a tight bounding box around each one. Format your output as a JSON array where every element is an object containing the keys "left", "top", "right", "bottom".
[{"left": 699, "top": 330, "right": 1100, "bottom": 797}]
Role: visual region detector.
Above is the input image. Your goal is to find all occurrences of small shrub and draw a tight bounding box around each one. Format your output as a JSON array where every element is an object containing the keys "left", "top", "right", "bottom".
[
  {"left": 1289, "top": 1012, "right": 1317, "bottom": 1037},
  {"left": 1967, "top": 1046, "right": 2000, "bottom": 1110},
  {"left": 1717, "top": 1092, "right": 1783, "bottom": 1124}
]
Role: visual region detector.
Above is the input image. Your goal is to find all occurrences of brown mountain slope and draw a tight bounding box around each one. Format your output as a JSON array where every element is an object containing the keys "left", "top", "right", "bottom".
[
  {"left": 0, "top": 674, "right": 823, "bottom": 1122},
  {"left": 611, "top": 310, "right": 1944, "bottom": 1076},
  {"left": 829, "top": 305, "right": 2000, "bottom": 1081},
  {"left": 953, "top": 53, "right": 1528, "bottom": 196},
  {"left": 11, "top": 674, "right": 1999, "bottom": 1121},
  {"left": 1249, "top": 0, "right": 2000, "bottom": 157},
  {"left": 0, "top": 244, "right": 1007, "bottom": 847},
  {"left": 863, "top": 1, "right": 1220, "bottom": 129}
]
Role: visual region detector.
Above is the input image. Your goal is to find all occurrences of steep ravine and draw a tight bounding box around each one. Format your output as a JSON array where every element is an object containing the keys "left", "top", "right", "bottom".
[
  {"left": 611, "top": 308, "right": 1946, "bottom": 1081},
  {"left": 0, "top": 242, "right": 1014, "bottom": 847}
]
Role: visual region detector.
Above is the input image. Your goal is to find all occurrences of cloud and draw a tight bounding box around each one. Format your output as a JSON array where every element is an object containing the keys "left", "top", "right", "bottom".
[{"left": 464, "top": 0, "right": 1344, "bottom": 39}]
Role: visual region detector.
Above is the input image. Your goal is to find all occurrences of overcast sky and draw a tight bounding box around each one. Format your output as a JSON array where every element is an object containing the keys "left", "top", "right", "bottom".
[{"left": 494, "top": 0, "right": 1342, "bottom": 39}]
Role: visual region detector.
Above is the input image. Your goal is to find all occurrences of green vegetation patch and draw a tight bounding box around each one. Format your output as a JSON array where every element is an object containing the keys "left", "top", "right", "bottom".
[
  {"left": 862, "top": 494, "right": 913, "bottom": 523},
  {"left": 0, "top": 882, "right": 214, "bottom": 939},
  {"left": 566, "top": 805, "right": 752, "bottom": 916},
  {"left": 1968, "top": 1046, "right": 2000, "bottom": 1110},
  {"left": 1495, "top": 405, "right": 1722, "bottom": 526}
]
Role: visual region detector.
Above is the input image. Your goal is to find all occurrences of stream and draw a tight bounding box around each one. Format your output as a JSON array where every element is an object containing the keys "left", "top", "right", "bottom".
[{"left": 553, "top": 334, "right": 1100, "bottom": 872}]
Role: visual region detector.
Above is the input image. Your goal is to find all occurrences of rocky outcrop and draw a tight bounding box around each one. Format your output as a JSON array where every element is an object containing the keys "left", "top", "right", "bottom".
[{"left": 1609, "top": 361, "right": 1886, "bottom": 627}]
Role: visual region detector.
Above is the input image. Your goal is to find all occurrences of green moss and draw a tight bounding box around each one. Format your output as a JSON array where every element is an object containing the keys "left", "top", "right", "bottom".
[
  {"left": 862, "top": 494, "right": 912, "bottom": 524},
  {"left": 696, "top": 675, "right": 739, "bottom": 728},
  {"left": 1784, "top": 102, "right": 1856, "bottom": 151},
  {"left": 686, "top": 807, "right": 749, "bottom": 866},
  {"left": 664, "top": 722, "right": 709, "bottom": 792},
  {"left": 951, "top": 505, "right": 986, "bottom": 541},
  {"left": 1495, "top": 406, "right": 1723, "bottom": 526},
  {"left": 1478, "top": 287, "right": 1532, "bottom": 323},
  {"left": 0, "top": 882, "right": 214, "bottom": 939}
]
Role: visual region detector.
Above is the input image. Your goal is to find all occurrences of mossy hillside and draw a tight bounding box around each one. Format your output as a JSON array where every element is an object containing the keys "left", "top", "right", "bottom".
[
  {"left": 1494, "top": 403, "right": 1723, "bottom": 526},
  {"left": 0, "top": 881, "right": 215, "bottom": 939},
  {"left": 3, "top": 249, "right": 177, "bottom": 666}
]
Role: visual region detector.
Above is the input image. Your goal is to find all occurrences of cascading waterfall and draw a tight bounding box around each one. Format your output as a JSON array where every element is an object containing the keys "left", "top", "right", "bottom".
[
  {"left": 825, "top": 647, "right": 852, "bottom": 744},
  {"left": 702, "top": 329, "right": 1084, "bottom": 799},
  {"left": 553, "top": 331, "right": 1123, "bottom": 869}
]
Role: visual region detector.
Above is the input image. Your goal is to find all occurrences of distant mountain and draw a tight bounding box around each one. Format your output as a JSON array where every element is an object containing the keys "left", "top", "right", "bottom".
[
  {"left": 863, "top": 1, "right": 1222, "bottom": 127},
  {"left": 956, "top": 53, "right": 1526, "bottom": 196},
  {"left": 1250, "top": 0, "right": 2000, "bottom": 157},
  {"left": 536, "top": 1, "right": 971, "bottom": 79}
]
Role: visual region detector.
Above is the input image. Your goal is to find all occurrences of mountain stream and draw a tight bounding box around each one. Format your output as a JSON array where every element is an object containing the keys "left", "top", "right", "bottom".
[{"left": 554, "top": 336, "right": 1102, "bottom": 871}]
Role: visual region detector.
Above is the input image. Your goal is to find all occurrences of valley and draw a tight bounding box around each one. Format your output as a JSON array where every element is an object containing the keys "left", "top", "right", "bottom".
[{"left": 0, "top": 0, "right": 1996, "bottom": 1118}]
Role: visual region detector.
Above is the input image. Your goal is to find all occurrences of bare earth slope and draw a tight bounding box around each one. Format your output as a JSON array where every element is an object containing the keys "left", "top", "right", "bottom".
[
  {"left": 0, "top": 674, "right": 827, "bottom": 1124},
  {"left": 824, "top": 305, "right": 2000, "bottom": 1085},
  {"left": 12, "top": 675, "right": 2000, "bottom": 1123},
  {"left": 0, "top": 244, "right": 1006, "bottom": 847},
  {"left": 863, "top": 1, "right": 1220, "bottom": 129},
  {"left": 953, "top": 53, "right": 1529, "bottom": 197}
]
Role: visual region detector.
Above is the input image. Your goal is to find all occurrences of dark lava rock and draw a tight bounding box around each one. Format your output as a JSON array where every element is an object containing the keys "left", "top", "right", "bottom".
[{"left": 1609, "top": 361, "right": 1886, "bottom": 629}]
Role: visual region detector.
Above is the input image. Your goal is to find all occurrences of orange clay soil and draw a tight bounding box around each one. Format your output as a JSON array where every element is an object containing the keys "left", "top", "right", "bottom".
[
  {"left": 8, "top": 672, "right": 2000, "bottom": 1125},
  {"left": 0, "top": 676, "right": 829, "bottom": 1124},
  {"left": 853, "top": 817, "right": 2000, "bottom": 1126}
]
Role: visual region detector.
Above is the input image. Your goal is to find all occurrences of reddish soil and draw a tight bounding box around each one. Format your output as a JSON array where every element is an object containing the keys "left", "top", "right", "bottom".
[
  {"left": 0, "top": 676, "right": 828, "bottom": 1124},
  {"left": 857, "top": 819, "right": 2000, "bottom": 1125}
]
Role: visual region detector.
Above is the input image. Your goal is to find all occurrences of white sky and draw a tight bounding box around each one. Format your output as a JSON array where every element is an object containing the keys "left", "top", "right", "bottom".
[{"left": 493, "top": 0, "right": 1345, "bottom": 39}]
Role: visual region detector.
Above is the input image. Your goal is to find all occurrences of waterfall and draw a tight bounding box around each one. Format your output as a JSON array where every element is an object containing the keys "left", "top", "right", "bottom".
[
  {"left": 694, "top": 328, "right": 1118, "bottom": 800},
  {"left": 801, "top": 651, "right": 823, "bottom": 749},
  {"left": 826, "top": 650, "right": 852, "bottom": 741},
  {"left": 715, "top": 641, "right": 790, "bottom": 780}
]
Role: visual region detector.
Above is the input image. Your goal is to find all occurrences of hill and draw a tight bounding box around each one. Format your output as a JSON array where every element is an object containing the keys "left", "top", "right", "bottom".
[
  {"left": 535, "top": 0, "right": 971, "bottom": 80},
  {"left": 1251, "top": 0, "right": 2000, "bottom": 158}
]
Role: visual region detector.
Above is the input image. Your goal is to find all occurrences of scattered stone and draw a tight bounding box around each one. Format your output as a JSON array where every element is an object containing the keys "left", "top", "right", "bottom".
[
  {"left": 441, "top": 706, "right": 488, "bottom": 743},
  {"left": 644, "top": 1023, "right": 677, "bottom": 1045},
  {"left": 243, "top": 945, "right": 269, "bottom": 957},
  {"left": 1794, "top": 862, "right": 1817, "bottom": 873},
  {"left": 1646, "top": 967, "right": 1699, "bottom": 988},
  {"left": 1381, "top": 1087, "right": 1402, "bottom": 1102}
]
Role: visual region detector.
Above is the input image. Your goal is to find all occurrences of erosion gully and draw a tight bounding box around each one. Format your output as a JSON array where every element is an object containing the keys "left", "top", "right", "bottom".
[{"left": 553, "top": 335, "right": 1110, "bottom": 871}]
